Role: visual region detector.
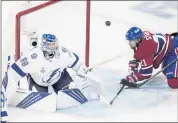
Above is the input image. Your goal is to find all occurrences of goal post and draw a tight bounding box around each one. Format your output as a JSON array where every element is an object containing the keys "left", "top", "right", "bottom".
[{"left": 15, "top": 0, "right": 91, "bottom": 67}]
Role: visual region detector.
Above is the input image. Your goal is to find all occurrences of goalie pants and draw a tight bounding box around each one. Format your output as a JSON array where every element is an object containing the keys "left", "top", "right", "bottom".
[
  {"left": 27, "top": 69, "right": 73, "bottom": 93},
  {"left": 162, "top": 35, "right": 178, "bottom": 88}
]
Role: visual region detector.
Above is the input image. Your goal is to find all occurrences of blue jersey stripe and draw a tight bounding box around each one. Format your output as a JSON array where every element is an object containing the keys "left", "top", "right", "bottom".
[
  {"left": 11, "top": 63, "right": 26, "bottom": 77},
  {"left": 70, "top": 53, "right": 79, "bottom": 68},
  {"left": 139, "top": 67, "right": 153, "bottom": 75}
]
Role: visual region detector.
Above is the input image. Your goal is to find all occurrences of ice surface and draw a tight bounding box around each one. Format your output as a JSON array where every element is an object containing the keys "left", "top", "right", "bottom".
[{"left": 2, "top": 1, "right": 178, "bottom": 122}]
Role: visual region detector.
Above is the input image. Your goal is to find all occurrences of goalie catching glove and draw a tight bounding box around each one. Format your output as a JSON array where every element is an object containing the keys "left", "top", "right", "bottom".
[
  {"left": 71, "top": 61, "right": 93, "bottom": 78},
  {"left": 76, "top": 64, "right": 93, "bottom": 78}
]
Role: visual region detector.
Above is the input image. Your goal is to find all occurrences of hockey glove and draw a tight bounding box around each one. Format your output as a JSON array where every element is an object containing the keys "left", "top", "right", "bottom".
[
  {"left": 128, "top": 60, "right": 139, "bottom": 75},
  {"left": 120, "top": 75, "right": 137, "bottom": 88},
  {"left": 76, "top": 64, "right": 93, "bottom": 78}
]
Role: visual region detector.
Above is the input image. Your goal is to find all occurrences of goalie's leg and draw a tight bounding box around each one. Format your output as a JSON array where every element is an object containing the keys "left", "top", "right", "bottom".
[
  {"left": 52, "top": 69, "right": 73, "bottom": 93},
  {"left": 52, "top": 69, "right": 99, "bottom": 100},
  {"left": 27, "top": 74, "right": 48, "bottom": 92}
]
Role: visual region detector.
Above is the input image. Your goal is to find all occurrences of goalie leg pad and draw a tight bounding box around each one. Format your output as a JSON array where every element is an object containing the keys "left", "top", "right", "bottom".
[
  {"left": 57, "top": 88, "right": 88, "bottom": 110},
  {"left": 8, "top": 88, "right": 56, "bottom": 112}
]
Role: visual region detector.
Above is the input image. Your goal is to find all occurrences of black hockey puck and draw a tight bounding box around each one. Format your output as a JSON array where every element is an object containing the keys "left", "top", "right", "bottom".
[
  {"left": 32, "top": 41, "right": 37, "bottom": 46},
  {"left": 105, "top": 21, "right": 111, "bottom": 26}
]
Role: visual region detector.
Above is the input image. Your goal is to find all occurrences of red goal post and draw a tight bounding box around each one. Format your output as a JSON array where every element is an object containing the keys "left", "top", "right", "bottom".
[{"left": 15, "top": 0, "right": 91, "bottom": 67}]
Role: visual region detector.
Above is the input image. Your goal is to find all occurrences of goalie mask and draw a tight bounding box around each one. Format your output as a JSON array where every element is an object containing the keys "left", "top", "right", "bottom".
[{"left": 41, "top": 34, "right": 59, "bottom": 56}]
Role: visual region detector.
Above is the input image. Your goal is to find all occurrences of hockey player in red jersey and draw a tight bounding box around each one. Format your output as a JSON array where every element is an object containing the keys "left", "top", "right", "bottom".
[{"left": 120, "top": 27, "right": 178, "bottom": 89}]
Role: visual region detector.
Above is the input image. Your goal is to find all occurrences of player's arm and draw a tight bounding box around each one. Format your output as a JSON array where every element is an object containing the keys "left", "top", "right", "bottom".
[
  {"left": 120, "top": 54, "right": 154, "bottom": 87},
  {"left": 134, "top": 55, "right": 154, "bottom": 81},
  {"left": 61, "top": 47, "right": 92, "bottom": 75},
  {"left": 5, "top": 54, "right": 33, "bottom": 95},
  {"left": 9, "top": 60, "right": 27, "bottom": 81}
]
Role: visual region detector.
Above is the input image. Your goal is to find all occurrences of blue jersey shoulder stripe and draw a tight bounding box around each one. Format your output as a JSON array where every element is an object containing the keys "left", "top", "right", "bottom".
[
  {"left": 11, "top": 63, "right": 26, "bottom": 77},
  {"left": 70, "top": 53, "right": 79, "bottom": 68}
]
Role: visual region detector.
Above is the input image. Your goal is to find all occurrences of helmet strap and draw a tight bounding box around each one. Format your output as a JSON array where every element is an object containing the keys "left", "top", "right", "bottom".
[{"left": 136, "top": 37, "right": 142, "bottom": 47}]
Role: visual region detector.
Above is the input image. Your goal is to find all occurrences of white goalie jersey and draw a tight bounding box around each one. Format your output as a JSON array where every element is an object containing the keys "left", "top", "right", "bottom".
[{"left": 8, "top": 46, "right": 82, "bottom": 87}]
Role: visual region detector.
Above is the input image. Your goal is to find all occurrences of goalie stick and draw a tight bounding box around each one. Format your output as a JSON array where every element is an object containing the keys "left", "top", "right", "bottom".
[{"left": 110, "top": 57, "right": 178, "bottom": 105}]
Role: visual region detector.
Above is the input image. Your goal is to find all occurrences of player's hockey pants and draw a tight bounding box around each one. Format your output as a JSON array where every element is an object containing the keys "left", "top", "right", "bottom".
[{"left": 162, "top": 35, "right": 178, "bottom": 79}]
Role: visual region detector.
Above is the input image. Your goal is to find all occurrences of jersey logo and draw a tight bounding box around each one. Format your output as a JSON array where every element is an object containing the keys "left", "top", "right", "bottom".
[
  {"left": 31, "top": 53, "right": 37, "bottom": 59},
  {"left": 134, "top": 28, "right": 139, "bottom": 33},
  {"left": 42, "top": 68, "right": 62, "bottom": 83},
  {"left": 62, "top": 47, "right": 68, "bottom": 53}
]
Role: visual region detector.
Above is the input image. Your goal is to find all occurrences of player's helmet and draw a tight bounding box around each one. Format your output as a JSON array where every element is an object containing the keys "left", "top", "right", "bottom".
[
  {"left": 41, "top": 34, "right": 59, "bottom": 54},
  {"left": 125, "top": 27, "right": 143, "bottom": 41}
]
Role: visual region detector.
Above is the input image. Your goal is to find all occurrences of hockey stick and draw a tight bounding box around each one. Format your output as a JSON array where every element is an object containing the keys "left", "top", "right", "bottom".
[
  {"left": 110, "top": 57, "right": 178, "bottom": 105},
  {"left": 135, "top": 57, "right": 178, "bottom": 88},
  {"left": 110, "top": 84, "right": 125, "bottom": 105}
]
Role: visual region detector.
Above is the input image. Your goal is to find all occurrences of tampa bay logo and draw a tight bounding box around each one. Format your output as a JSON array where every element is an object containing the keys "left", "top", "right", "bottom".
[{"left": 42, "top": 68, "right": 62, "bottom": 83}]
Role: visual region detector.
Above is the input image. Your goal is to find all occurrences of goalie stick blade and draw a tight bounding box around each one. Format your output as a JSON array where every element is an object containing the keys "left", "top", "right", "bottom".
[{"left": 99, "top": 95, "right": 110, "bottom": 106}]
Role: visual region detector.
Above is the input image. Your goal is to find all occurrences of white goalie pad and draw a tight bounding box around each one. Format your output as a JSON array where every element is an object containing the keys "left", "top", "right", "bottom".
[
  {"left": 8, "top": 84, "right": 100, "bottom": 112},
  {"left": 57, "top": 80, "right": 100, "bottom": 110},
  {"left": 57, "top": 87, "right": 100, "bottom": 110},
  {"left": 8, "top": 88, "right": 57, "bottom": 112},
  {"left": 57, "top": 88, "right": 88, "bottom": 110}
]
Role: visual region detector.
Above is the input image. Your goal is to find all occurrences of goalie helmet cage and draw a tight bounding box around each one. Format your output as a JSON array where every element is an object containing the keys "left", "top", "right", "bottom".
[{"left": 15, "top": 0, "right": 91, "bottom": 67}]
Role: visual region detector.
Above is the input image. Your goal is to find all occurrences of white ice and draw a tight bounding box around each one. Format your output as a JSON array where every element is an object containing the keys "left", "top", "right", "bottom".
[{"left": 2, "top": 1, "right": 178, "bottom": 122}]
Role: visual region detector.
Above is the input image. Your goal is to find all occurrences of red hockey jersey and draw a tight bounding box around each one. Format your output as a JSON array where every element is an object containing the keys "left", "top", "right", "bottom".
[{"left": 133, "top": 31, "right": 173, "bottom": 81}]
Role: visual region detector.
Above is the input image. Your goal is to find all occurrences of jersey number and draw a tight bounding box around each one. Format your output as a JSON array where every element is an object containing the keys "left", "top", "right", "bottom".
[
  {"left": 20, "top": 57, "right": 29, "bottom": 67},
  {"left": 141, "top": 59, "right": 147, "bottom": 67}
]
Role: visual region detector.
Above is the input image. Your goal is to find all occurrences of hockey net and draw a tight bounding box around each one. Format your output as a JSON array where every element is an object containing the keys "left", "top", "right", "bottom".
[
  {"left": 3, "top": 1, "right": 135, "bottom": 76},
  {"left": 3, "top": 1, "right": 91, "bottom": 68}
]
